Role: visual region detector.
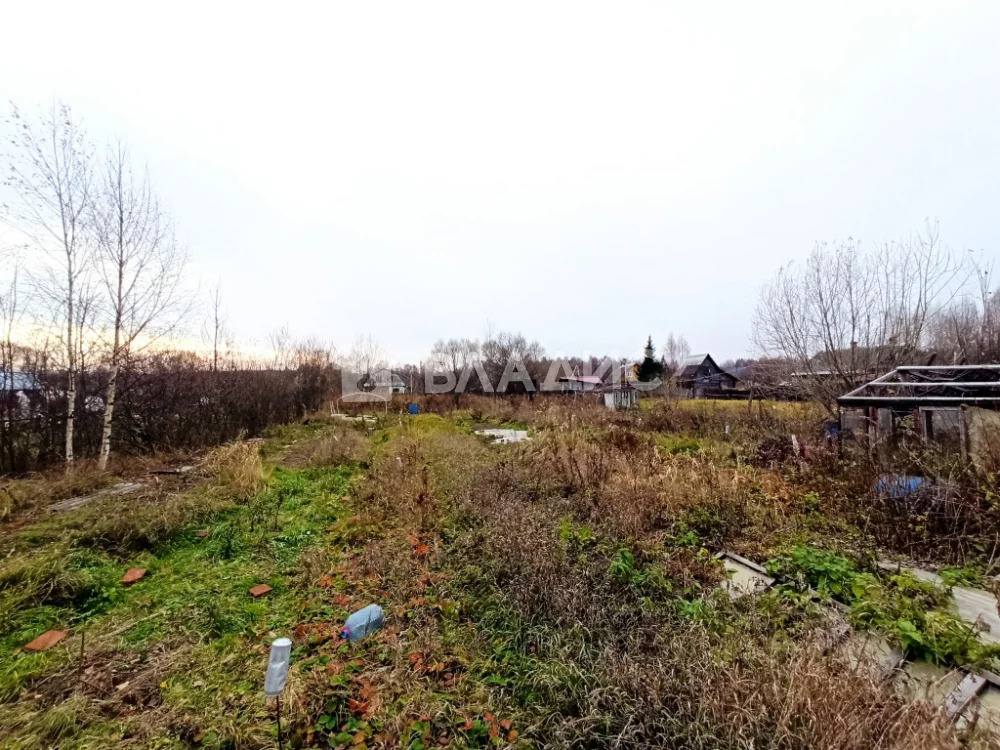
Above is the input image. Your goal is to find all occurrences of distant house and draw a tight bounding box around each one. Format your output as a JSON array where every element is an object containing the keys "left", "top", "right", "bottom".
[
  {"left": 555, "top": 374, "right": 603, "bottom": 393},
  {"left": 0, "top": 371, "right": 41, "bottom": 394},
  {"left": 675, "top": 354, "right": 739, "bottom": 398},
  {"left": 369, "top": 368, "right": 407, "bottom": 394},
  {"left": 1, "top": 371, "right": 43, "bottom": 417}
]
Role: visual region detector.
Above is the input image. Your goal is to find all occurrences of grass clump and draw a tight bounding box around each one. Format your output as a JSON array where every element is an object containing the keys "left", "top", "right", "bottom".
[
  {"left": 205, "top": 440, "right": 265, "bottom": 502},
  {"left": 657, "top": 434, "right": 704, "bottom": 455}
]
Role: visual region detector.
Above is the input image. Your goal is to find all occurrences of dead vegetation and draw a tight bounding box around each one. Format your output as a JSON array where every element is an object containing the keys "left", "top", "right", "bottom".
[{"left": 2, "top": 399, "right": 999, "bottom": 748}]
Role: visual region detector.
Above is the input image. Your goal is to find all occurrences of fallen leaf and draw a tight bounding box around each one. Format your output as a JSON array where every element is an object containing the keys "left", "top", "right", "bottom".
[
  {"left": 499, "top": 720, "right": 512, "bottom": 731},
  {"left": 349, "top": 698, "right": 369, "bottom": 715},
  {"left": 353, "top": 731, "right": 366, "bottom": 744},
  {"left": 509, "top": 730, "right": 519, "bottom": 742},
  {"left": 317, "top": 574, "right": 333, "bottom": 588}
]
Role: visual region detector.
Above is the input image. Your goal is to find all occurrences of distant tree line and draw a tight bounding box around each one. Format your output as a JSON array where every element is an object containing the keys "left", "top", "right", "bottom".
[{"left": 752, "top": 223, "right": 1000, "bottom": 410}]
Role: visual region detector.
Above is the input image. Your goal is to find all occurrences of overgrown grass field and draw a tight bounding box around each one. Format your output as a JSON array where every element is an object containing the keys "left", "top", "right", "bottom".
[{"left": 2, "top": 398, "right": 999, "bottom": 748}]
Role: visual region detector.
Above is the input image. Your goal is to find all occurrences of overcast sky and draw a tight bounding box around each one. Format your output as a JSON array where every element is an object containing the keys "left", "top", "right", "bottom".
[{"left": 1, "top": 1, "right": 998, "bottom": 364}]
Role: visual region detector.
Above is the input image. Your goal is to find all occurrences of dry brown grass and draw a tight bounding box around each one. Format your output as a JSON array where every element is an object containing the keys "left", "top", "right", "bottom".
[
  {"left": 342, "top": 409, "right": 980, "bottom": 749},
  {"left": 0, "top": 465, "right": 114, "bottom": 526},
  {"left": 204, "top": 439, "right": 265, "bottom": 502},
  {"left": 570, "top": 636, "right": 965, "bottom": 750},
  {"left": 301, "top": 429, "right": 368, "bottom": 469}
]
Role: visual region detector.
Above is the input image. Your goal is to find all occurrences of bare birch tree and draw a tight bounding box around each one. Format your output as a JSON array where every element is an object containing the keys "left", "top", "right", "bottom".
[
  {"left": 91, "top": 142, "right": 186, "bottom": 470},
  {"left": 663, "top": 332, "right": 690, "bottom": 375},
  {"left": 1, "top": 102, "right": 94, "bottom": 463},
  {"left": 429, "top": 337, "right": 479, "bottom": 405},
  {"left": 203, "top": 281, "right": 230, "bottom": 372},
  {"left": 348, "top": 335, "right": 387, "bottom": 383},
  {"left": 0, "top": 252, "right": 25, "bottom": 471},
  {"left": 928, "top": 260, "right": 1000, "bottom": 364},
  {"left": 753, "top": 225, "right": 964, "bottom": 409}
]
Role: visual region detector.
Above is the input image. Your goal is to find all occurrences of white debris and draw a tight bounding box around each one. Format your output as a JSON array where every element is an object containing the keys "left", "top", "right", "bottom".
[
  {"left": 475, "top": 429, "right": 530, "bottom": 444},
  {"left": 715, "top": 552, "right": 774, "bottom": 598}
]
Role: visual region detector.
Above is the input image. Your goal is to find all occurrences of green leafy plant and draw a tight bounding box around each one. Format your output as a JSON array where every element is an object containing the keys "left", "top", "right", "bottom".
[
  {"left": 767, "top": 545, "right": 858, "bottom": 599},
  {"left": 768, "top": 544, "right": 1000, "bottom": 669},
  {"left": 609, "top": 546, "right": 646, "bottom": 586}
]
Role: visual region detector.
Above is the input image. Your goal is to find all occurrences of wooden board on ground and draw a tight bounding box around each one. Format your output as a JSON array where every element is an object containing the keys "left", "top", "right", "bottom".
[{"left": 49, "top": 482, "right": 144, "bottom": 513}]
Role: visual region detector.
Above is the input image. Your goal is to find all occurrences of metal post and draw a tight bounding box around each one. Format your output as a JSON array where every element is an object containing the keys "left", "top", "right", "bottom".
[{"left": 276, "top": 695, "right": 283, "bottom": 750}]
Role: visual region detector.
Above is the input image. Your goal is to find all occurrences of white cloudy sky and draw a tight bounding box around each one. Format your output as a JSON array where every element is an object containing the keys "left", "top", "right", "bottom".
[{"left": 1, "top": 1, "right": 998, "bottom": 363}]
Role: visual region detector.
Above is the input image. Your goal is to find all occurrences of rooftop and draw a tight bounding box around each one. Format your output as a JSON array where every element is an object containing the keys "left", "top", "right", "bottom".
[
  {"left": 838, "top": 365, "right": 1000, "bottom": 408},
  {"left": 0, "top": 371, "right": 42, "bottom": 392}
]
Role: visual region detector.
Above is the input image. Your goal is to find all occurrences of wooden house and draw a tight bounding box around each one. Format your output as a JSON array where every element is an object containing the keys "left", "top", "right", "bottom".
[{"left": 675, "top": 354, "right": 739, "bottom": 398}]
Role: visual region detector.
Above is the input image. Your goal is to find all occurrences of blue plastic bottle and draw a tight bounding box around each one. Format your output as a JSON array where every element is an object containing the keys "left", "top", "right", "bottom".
[{"left": 342, "top": 604, "right": 385, "bottom": 641}]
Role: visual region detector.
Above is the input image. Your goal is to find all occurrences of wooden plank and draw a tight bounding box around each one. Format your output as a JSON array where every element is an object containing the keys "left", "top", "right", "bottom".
[{"left": 944, "top": 672, "right": 988, "bottom": 718}]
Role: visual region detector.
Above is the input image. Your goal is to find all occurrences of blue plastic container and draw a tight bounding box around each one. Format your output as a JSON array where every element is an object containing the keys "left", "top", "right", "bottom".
[
  {"left": 342, "top": 604, "right": 385, "bottom": 641},
  {"left": 408, "top": 403, "right": 419, "bottom": 415}
]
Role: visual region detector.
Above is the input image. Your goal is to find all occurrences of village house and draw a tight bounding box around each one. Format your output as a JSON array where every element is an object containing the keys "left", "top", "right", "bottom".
[{"left": 675, "top": 354, "right": 739, "bottom": 398}]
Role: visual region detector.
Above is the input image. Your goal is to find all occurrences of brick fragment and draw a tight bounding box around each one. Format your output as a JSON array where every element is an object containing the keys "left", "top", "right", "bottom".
[
  {"left": 24, "top": 630, "right": 66, "bottom": 652},
  {"left": 121, "top": 568, "right": 147, "bottom": 585}
]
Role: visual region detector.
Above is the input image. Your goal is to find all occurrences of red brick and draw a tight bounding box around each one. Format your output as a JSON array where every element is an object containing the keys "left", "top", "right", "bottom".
[
  {"left": 249, "top": 584, "right": 272, "bottom": 598},
  {"left": 121, "top": 568, "right": 147, "bottom": 585},
  {"left": 24, "top": 630, "right": 67, "bottom": 652}
]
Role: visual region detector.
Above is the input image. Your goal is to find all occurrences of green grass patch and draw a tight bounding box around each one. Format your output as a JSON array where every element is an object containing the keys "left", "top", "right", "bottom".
[
  {"left": 767, "top": 544, "right": 1000, "bottom": 668},
  {"left": 0, "top": 462, "right": 355, "bottom": 721}
]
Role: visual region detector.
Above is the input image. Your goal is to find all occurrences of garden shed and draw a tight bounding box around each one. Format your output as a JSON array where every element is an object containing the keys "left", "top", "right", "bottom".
[{"left": 837, "top": 365, "right": 1000, "bottom": 466}]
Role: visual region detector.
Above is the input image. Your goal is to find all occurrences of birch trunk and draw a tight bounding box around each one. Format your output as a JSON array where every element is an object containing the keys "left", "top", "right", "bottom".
[
  {"left": 97, "top": 363, "right": 117, "bottom": 471},
  {"left": 65, "top": 273, "right": 75, "bottom": 464}
]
